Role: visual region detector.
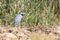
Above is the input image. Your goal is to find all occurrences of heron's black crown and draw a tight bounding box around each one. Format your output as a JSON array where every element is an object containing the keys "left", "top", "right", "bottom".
[{"left": 21, "top": 14, "right": 24, "bottom": 16}]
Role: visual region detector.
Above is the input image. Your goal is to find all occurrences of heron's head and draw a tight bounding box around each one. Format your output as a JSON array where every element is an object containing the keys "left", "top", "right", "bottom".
[{"left": 19, "top": 12, "right": 25, "bottom": 16}]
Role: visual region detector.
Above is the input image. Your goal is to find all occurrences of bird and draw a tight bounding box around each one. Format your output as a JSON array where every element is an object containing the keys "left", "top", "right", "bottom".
[{"left": 14, "top": 11, "right": 25, "bottom": 27}]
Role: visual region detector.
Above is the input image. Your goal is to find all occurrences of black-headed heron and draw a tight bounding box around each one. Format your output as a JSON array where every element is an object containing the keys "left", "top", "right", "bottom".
[{"left": 14, "top": 11, "right": 25, "bottom": 26}]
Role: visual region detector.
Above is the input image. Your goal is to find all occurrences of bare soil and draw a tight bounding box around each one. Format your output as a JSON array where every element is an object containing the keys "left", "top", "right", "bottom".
[{"left": 0, "top": 25, "right": 60, "bottom": 40}]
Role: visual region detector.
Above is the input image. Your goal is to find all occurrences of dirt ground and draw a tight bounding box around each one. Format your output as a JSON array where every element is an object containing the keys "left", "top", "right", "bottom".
[
  {"left": 0, "top": 25, "right": 60, "bottom": 40},
  {"left": 0, "top": 26, "right": 31, "bottom": 40}
]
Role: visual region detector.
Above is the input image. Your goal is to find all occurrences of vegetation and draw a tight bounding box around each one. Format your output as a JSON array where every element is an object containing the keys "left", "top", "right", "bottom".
[{"left": 0, "top": 0, "right": 60, "bottom": 27}]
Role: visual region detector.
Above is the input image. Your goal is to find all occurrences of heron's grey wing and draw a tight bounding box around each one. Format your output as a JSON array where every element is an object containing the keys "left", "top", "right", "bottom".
[{"left": 14, "top": 14, "right": 23, "bottom": 26}]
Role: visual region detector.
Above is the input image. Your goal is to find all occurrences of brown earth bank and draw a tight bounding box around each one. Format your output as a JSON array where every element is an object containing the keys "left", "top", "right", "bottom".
[
  {"left": 0, "top": 25, "right": 60, "bottom": 40},
  {"left": 0, "top": 26, "right": 31, "bottom": 40}
]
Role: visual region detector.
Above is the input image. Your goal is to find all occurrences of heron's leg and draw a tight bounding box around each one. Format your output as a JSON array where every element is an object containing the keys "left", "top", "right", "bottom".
[
  {"left": 17, "top": 23, "right": 20, "bottom": 27},
  {"left": 19, "top": 22, "right": 20, "bottom": 27}
]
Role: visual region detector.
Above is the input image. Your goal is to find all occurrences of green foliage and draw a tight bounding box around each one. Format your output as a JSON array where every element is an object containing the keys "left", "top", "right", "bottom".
[{"left": 0, "top": 0, "right": 60, "bottom": 27}]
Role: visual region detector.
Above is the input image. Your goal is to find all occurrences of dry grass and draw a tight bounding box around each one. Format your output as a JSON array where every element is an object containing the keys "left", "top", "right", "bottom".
[{"left": 30, "top": 32, "right": 59, "bottom": 40}]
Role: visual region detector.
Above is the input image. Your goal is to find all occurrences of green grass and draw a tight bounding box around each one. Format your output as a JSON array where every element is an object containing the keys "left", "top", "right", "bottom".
[{"left": 0, "top": 0, "right": 60, "bottom": 28}]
